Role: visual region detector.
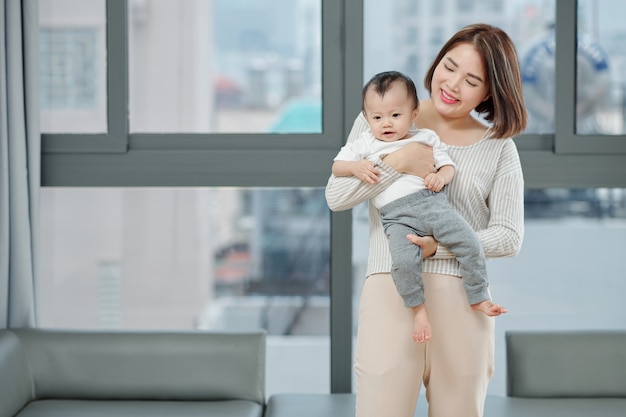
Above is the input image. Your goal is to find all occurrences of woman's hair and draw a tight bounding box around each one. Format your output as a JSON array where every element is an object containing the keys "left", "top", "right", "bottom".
[
  {"left": 362, "top": 70, "right": 419, "bottom": 113},
  {"left": 423, "top": 23, "right": 527, "bottom": 138}
]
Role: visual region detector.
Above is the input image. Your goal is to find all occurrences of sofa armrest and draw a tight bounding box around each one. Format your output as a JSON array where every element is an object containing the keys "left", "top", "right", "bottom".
[
  {"left": 0, "top": 331, "right": 33, "bottom": 417},
  {"left": 506, "top": 330, "right": 626, "bottom": 398},
  {"left": 12, "top": 329, "right": 265, "bottom": 404}
]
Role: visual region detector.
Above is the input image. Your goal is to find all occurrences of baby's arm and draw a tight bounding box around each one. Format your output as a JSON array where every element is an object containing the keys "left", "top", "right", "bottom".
[
  {"left": 424, "top": 164, "right": 454, "bottom": 192},
  {"left": 332, "top": 160, "right": 380, "bottom": 185}
]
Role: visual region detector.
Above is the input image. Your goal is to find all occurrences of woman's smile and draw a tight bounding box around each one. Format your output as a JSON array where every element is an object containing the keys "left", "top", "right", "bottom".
[{"left": 440, "top": 89, "right": 459, "bottom": 104}]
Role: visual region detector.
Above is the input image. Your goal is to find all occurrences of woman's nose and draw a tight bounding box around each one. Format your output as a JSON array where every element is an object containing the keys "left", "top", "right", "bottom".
[{"left": 448, "top": 74, "right": 462, "bottom": 90}]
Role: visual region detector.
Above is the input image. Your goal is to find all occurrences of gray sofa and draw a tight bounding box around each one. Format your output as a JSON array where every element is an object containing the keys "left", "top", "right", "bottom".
[
  {"left": 498, "top": 330, "right": 626, "bottom": 417},
  {"left": 265, "top": 330, "right": 626, "bottom": 417},
  {"left": 0, "top": 328, "right": 266, "bottom": 417},
  {"left": 3, "top": 328, "right": 624, "bottom": 417}
]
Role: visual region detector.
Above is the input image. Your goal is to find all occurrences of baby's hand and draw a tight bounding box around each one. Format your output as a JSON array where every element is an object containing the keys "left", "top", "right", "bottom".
[
  {"left": 352, "top": 160, "right": 380, "bottom": 184},
  {"left": 424, "top": 172, "right": 445, "bottom": 192}
]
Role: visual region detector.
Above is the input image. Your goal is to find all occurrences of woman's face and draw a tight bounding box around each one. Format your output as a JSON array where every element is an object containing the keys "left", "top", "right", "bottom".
[{"left": 430, "top": 42, "right": 490, "bottom": 119}]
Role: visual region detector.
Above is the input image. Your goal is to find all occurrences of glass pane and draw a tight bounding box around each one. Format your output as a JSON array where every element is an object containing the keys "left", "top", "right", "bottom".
[
  {"left": 39, "top": 0, "right": 107, "bottom": 134},
  {"left": 363, "top": 0, "right": 556, "bottom": 133},
  {"left": 488, "top": 187, "right": 626, "bottom": 393},
  {"left": 128, "top": 0, "right": 322, "bottom": 134},
  {"left": 576, "top": 0, "right": 625, "bottom": 134},
  {"left": 39, "top": 187, "right": 330, "bottom": 395}
]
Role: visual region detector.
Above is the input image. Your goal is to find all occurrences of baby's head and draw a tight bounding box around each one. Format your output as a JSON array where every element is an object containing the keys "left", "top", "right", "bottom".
[{"left": 362, "top": 71, "right": 419, "bottom": 142}]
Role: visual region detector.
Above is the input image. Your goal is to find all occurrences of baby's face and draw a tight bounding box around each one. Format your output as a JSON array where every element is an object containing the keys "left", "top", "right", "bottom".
[{"left": 363, "top": 82, "right": 417, "bottom": 142}]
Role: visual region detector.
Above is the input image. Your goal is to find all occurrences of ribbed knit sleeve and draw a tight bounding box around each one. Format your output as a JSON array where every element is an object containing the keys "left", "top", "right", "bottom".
[{"left": 474, "top": 140, "right": 524, "bottom": 257}]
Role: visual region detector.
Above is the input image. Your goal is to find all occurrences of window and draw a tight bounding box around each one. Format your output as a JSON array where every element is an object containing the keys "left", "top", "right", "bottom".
[
  {"left": 39, "top": 187, "right": 331, "bottom": 395},
  {"left": 40, "top": 187, "right": 330, "bottom": 331},
  {"left": 487, "top": 189, "right": 626, "bottom": 394},
  {"left": 127, "top": 0, "right": 322, "bottom": 134},
  {"left": 524, "top": 0, "right": 626, "bottom": 138},
  {"left": 553, "top": 0, "right": 626, "bottom": 153},
  {"left": 360, "top": 0, "right": 626, "bottom": 396},
  {"left": 576, "top": 0, "right": 625, "bottom": 135},
  {"left": 37, "top": 0, "right": 626, "bottom": 395},
  {"left": 39, "top": 0, "right": 107, "bottom": 133},
  {"left": 365, "top": 0, "right": 555, "bottom": 101},
  {"left": 41, "top": 0, "right": 340, "bottom": 170},
  {"left": 353, "top": 184, "right": 626, "bottom": 396},
  {"left": 38, "top": 0, "right": 339, "bottom": 395}
]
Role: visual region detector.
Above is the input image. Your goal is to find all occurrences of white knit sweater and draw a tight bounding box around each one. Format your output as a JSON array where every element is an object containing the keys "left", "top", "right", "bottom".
[{"left": 326, "top": 113, "right": 525, "bottom": 278}]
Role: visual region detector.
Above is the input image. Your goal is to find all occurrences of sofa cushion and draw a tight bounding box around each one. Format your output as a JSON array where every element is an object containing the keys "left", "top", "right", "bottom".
[
  {"left": 14, "top": 400, "right": 263, "bottom": 417},
  {"left": 265, "top": 393, "right": 355, "bottom": 417},
  {"left": 11, "top": 329, "right": 265, "bottom": 404},
  {"left": 484, "top": 396, "right": 626, "bottom": 417},
  {"left": 264, "top": 393, "right": 430, "bottom": 417},
  {"left": 265, "top": 393, "right": 626, "bottom": 417},
  {"left": 506, "top": 330, "right": 626, "bottom": 398}
]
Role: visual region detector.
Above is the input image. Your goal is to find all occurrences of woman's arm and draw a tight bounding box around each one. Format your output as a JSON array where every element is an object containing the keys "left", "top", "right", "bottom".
[
  {"left": 475, "top": 147, "right": 524, "bottom": 258},
  {"left": 326, "top": 114, "right": 436, "bottom": 211},
  {"left": 326, "top": 114, "right": 400, "bottom": 211},
  {"left": 326, "top": 158, "right": 399, "bottom": 211},
  {"left": 382, "top": 142, "right": 436, "bottom": 178}
]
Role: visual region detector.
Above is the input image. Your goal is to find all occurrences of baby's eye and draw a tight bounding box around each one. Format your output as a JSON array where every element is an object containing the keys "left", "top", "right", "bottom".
[
  {"left": 372, "top": 116, "right": 381, "bottom": 120},
  {"left": 392, "top": 113, "right": 401, "bottom": 118}
]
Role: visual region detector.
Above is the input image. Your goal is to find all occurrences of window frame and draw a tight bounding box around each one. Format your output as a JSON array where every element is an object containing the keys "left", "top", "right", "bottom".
[
  {"left": 40, "top": 1, "right": 626, "bottom": 189},
  {"left": 41, "top": 0, "right": 127, "bottom": 153},
  {"left": 509, "top": 0, "right": 626, "bottom": 189},
  {"left": 38, "top": 0, "right": 626, "bottom": 395},
  {"left": 41, "top": 0, "right": 345, "bottom": 187},
  {"left": 553, "top": 0, "right": 626, "bottom": 154}
]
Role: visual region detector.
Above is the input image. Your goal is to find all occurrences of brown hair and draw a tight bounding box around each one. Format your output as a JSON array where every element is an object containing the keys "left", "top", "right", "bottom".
[
  {"left": 362, "top": 71, "right": 419, "bottom": 114},
  {"left": 423, "top": 23, "right": 527, "bottom": 138}
]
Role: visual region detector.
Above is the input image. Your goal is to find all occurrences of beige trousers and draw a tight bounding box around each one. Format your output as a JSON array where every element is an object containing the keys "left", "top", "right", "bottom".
[{"left": 354, "top": 273, "right": 494, "bottom": 417}]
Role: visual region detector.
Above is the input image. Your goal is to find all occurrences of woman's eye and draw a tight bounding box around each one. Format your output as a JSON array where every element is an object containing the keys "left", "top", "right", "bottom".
[
  {"left": 444, "top": 64, "right": 453, "bottom": 72},
  {"left": 466, "top": 80, "right": 478, "bottom": 87}
]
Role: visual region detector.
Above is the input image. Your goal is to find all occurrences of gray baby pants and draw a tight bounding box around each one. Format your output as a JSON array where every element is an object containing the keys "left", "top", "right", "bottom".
[{"left": 379, "top": 189, "right": 490, "bottom": 308}]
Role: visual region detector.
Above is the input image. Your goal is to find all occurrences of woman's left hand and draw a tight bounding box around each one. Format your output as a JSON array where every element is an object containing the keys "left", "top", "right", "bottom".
[{"left": 407, "top": 234, "right": 438, "bottom": 259}]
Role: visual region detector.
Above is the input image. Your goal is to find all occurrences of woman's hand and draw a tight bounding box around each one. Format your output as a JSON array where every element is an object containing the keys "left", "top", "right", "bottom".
[
  {"left": 407, "top": 234, "right": 438, "bottom": 259},
  {"left": 382, "top": 142, "right": 435, "bottom": 178}
]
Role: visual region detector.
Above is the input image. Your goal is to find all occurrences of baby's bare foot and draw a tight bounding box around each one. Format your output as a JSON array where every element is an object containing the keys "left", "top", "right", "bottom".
[
  {"left": 471, "top": 300, "right": 508, "bottom": 316},
  {"left": 412, "top": 305, "right": 432, "bottom": 343}
]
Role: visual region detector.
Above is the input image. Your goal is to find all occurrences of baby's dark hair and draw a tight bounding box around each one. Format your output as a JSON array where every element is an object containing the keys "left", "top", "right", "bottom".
[{"left": 362, "top": 71, "right": 419, "bottom": 113}]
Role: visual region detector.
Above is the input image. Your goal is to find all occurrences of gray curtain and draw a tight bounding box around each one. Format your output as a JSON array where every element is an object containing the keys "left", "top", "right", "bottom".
[{"left": 0, "top": 0, "right": 40, "bottom": 328}]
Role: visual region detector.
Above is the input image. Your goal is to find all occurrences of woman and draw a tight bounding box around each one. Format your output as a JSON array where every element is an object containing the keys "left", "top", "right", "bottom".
[{"left": 325, "top": 24, "right": 527, "bottom": 417}]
